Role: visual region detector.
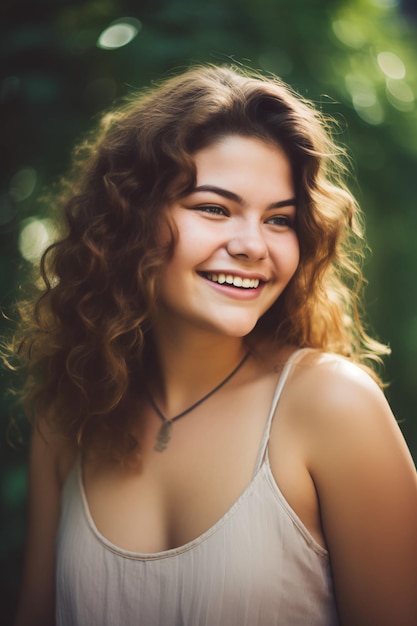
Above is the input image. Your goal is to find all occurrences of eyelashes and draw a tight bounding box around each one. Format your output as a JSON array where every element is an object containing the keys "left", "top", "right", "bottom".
[
  {"left": 194, "top": 205, "right": 227, "bottom": 216},
  {"left": 265, "top": 216, "right": 294, "bottom": 227},
  {"left": 192, "top": 205, "right": 295, "bottom": 228}
]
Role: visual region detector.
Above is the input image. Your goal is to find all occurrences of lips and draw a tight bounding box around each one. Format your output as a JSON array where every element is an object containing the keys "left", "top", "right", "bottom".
[{"left": 199, "top": 272, "right": 263, "bottom": 289}]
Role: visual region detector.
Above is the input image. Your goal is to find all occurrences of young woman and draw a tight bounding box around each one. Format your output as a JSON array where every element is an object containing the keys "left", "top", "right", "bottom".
[{"left": 12, "top": 65, "right": 417, "bottom": 625}]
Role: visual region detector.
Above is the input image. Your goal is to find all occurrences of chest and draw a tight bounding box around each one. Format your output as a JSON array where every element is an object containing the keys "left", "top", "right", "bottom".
[
  {"left": 80, "top": 368, "right": 324, "bottom": 553},
  {"left": 82, "top": 381, "right": 271, "bottom": 553},
  {"left": 57, "top": 461, "right": 337, "bottom": 626}
]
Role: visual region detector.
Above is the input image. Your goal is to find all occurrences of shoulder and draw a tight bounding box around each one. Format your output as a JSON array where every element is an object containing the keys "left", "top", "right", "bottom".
[
  {"left": 284, "top": 350, "right": 392, "bottom": 435},
  {"left": 289, "top": 348, "right": 381, "bottom": 396},
  {"left": 261, "top": 344, "right": 392, "bottom": 443},
  {"left": 279, "top": 349, "right": 417, "bottom": 506},
  {"left": 284, "top": 351, "right": 417, "bottom": 625}
]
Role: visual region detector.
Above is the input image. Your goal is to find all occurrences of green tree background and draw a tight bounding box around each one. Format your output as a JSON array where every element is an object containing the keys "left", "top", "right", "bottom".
[{"left": 1, "top": 0, "right": 416, "bottom": 622}]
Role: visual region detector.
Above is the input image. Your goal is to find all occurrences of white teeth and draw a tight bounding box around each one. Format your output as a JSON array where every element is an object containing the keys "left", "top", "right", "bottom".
[{"left": 205, "top": 273, "right": 260, "bottom": 289}]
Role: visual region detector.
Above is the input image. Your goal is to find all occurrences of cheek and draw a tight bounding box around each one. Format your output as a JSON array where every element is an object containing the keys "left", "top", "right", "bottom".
[
  {"left": 159, "top": 234, "right": 203, "bottom": 285},
  {"left": 278, "top": 234, "right": 300, "bottom": 279}
]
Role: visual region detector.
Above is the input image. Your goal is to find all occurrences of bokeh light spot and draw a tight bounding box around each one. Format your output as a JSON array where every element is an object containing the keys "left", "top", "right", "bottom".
[
  {"left": 332, "top": 20, "right": 366, "bottom": 48},
  {"left": 9, "top": 167, "right": 37, "bottom": 202},
  {"left": 386, "top": 79, "right": 415, "bottom": 111},
  {"left": 19, "top": 217, "right": 56, "bottom": 263},
  {"left": 97, "top": 19, "right": 141, "bottom": 50},
  {"left": 352, "top": 91, "right": 377, "bottom": 108},
  {"left": 377, "top": 51, "right": 406, "bottom": 79},
  {"left": 345, "top": 74, "right": 384, "bottom": 125},
  {"left": 353, "top": 101, "right": 384, "bottom": 125},
  {"left": 345, "top": 74, "right": 376, "bottom": 105}
]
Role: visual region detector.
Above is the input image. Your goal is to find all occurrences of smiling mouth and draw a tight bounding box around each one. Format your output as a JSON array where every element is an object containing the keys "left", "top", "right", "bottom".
[{"left": 199, "top": 272, "right": 262, "bottom": 289}]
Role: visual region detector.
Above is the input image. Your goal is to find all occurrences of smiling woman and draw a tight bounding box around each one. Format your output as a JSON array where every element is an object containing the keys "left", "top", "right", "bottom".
[
  {"left": 155, "top": 136, "right": 299, "bottom": 338},
  {"left": 8, "top": 64, "right": 417, "bottom": 626}
]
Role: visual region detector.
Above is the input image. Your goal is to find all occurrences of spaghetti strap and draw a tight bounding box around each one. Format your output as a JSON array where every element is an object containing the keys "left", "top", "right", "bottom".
[{"left": 253, "top": 348, "right": 311, "bottom": 475}]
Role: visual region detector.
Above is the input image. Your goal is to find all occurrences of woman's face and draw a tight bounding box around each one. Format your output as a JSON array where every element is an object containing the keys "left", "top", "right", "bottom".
[{"left": 155, "top": 135, "right": 300, "bottom": 339}]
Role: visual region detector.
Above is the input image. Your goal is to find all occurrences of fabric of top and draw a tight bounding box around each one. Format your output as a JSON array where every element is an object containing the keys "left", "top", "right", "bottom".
[{"left": 56, "top": 349, "right": 339, "bottom": 625}]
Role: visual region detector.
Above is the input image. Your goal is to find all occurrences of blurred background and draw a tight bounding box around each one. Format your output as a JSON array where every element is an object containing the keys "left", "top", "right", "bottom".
[{"left": 1, "top": 0, "right": 416, "bottom": 622}]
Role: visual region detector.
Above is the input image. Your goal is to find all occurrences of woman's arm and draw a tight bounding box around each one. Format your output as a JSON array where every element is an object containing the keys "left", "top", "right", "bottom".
[
  {"left": 307, "top": 357, "right": 417, "bottom": 626},
  {"left": 14, "top": 425, "right": 73, "bottom": 626}
]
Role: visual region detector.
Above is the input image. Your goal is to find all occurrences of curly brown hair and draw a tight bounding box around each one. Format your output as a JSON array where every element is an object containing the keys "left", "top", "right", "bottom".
[{"left": 10, "top": 64, "right": 388, "bottom": 459}]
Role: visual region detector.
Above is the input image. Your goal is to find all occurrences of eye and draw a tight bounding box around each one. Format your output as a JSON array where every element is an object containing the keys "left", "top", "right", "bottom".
[
  {"left": 194, "top": 204, "right": 228, "bottom": 216},
  {"left": 265, "top": 215, "right": 293, "bottom": 227}
]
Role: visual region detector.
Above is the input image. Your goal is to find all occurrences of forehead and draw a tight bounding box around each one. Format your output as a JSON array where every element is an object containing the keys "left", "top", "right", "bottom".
[{"left": 192, "top": 135, "right": 294, "bottom": 200}]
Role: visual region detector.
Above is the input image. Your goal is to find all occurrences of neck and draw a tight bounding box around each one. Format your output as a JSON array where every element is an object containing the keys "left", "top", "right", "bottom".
[{"left": 148, "top": 329, "right": 249, "bottom": 418}]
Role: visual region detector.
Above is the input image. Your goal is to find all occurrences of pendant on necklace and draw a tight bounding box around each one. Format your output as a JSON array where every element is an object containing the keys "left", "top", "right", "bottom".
[
  {"left": 154, "top": 420, "right": 173, "bottom": 452},
  {"left": 149, "top": 351, "right": 251, "bottom": 453}
]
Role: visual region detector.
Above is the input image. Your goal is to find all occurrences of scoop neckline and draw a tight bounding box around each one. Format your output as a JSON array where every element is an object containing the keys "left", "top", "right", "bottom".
[
  {"left": 75, "top": 347, "right": 325, "bottom": 561},
  {"left": 76, "top": 453, "right": 328, "bottom": 561},
  {"left": 77, "top": 457, "right": 269, "bottom": 561}
]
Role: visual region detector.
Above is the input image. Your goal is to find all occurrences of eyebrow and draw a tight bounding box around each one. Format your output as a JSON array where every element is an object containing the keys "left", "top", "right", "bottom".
[{"left": 190, "top": 185, "right": 297, "bottom": 209}]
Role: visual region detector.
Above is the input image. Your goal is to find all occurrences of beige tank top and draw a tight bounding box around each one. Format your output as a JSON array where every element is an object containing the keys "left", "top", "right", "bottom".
[{"left": 56, "top": 349, "right": 339, "bottom": 625}]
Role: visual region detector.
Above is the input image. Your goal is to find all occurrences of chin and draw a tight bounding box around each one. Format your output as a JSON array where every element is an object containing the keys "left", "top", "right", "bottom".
[{"left": 219, "top": 319, "right": 260, "bottom": 338}]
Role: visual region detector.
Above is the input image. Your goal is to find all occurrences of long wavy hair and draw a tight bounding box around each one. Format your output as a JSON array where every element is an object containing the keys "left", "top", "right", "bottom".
[{"left": 9, "top": 64, "right": 388, "bottom": 459}]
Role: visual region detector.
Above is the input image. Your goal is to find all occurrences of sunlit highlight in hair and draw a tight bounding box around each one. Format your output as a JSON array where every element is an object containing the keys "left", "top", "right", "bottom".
[{"left": 9, "top": 64, "right": 389, "bottom": 460}]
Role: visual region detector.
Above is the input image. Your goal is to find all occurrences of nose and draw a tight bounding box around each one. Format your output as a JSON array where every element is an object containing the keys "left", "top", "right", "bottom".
[{"left": 226, "top": 219, "right": 268, "bottom": 261}]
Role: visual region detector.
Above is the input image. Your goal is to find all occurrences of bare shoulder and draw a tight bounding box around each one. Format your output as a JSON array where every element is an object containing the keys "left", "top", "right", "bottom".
[
  {"left": 289, "top": 349, "right": 383, "bottom": 402},
  {"left": 284, "top": 350, "right": 417, "bottom": 625},
  {"left": 285, "top": 349, "right": 416, "bottom": 500},
  {"left": 285, "top": 350, "right": 398, "bottom": 437}
]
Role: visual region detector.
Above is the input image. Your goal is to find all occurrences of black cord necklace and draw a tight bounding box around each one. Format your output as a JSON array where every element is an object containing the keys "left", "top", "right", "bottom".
[{"left": 148, "top": 351, "right": 251, "bottom": 452}]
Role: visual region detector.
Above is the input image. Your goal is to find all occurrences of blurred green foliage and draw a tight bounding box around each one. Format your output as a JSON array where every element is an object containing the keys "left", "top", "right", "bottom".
[{"left": 1, "top": 0, "right": 417, "bottom": 622}]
